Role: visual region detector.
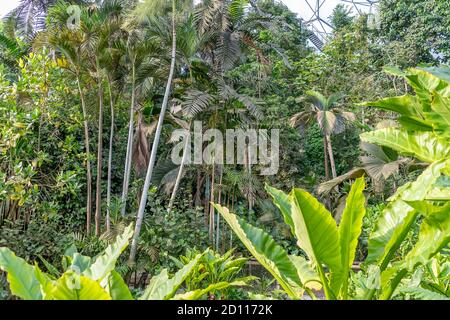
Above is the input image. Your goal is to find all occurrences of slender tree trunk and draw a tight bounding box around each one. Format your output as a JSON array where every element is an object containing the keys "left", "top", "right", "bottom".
[
  {"left": 106, "top": 77, "right": 115, "bottom": 232},
  {"left": 95, "top": 70, "right": 104, "bottom": 236},
  {"left": 323, "top": 135, "right": 330, "bottom": 180},
  {"left": 168, "top": 128, "right": 190, "bottom": 213},
  {"left": 129, "top": 3, "right": 177, "bottom": 263},
  {"left": 120, "top": 60, "right": 136, "bottom": 217},
  {"left": 246, "top": 143, "right": 253, "bottom": 220},
  {"left": 77, "top": 74, "right": 92, "bottom": 235},
  {"left": 209, "top": 162, "right": 216, "bottom": 246},
  {"left": 215, "top": 165, "right": 223, "bottom": 252},
  {"left": 326, "top": 134, "right": 337, "bottom": 179}
]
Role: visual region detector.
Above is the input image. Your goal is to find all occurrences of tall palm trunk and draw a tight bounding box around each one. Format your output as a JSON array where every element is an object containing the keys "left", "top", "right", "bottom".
[
  {"left": 76, "top": 73, "right": 92, "bottom": 235},
  {"left": 215, "top": 165, "right": 223, "bottom": 252},
  {"left": 129, "top": 1, "right": 177, "bottom": 263},
  {"left": 120, "top": 60, "right": 136, "bottom": 217},
  {"left": 106, "top": 77, "right": 115, "bottom": 232},
  {"left": 209, "top": 161, "right": 216, "bottom": 245},
  {"left": 167, "top": 127, "right": 190, "bottom": 213},
  {"left": 323, "top": 135, "right": 330, "bottom": 180},
  {"left": 95, "top": 68, "right": 104, "bottom": 236},
  {"left": 326, "top": 134, "right": 337, "bottom": 179}
]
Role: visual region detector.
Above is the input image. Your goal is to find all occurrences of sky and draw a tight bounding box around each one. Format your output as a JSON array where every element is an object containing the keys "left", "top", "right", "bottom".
[
  {"left": 1, "top": 0, "right": 340, "bottom": 19},
  {"left": 0, "top": 0, "right": 372, "bottom": 31}
]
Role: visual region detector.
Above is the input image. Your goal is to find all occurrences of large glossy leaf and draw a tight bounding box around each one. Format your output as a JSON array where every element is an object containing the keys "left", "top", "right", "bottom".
[
  {"left": 401, "top": 287, "right": 449, "bottom": 300},
  {"left": 214, "top": 204, "right": 302, "bottom": 299},
  {"left": 69, "top": 253, "right": 92, "bottom": 274},
  {"left": 360, "top": 128, "right": 450, "bottom": 163},
  {"left": 265, "top": 185, "right": 295, "bottom": 235},
  {"left": 83, "top": 223, "right": 134, "bottom": 281},
  {"left": 139, "top": 269, "right": 169, "bottom": 300},
  {"left": 50, "top": 272, "right": 112, "bottom": 300},
  {"left": 359, "top": 95, "right": 423, "bottom": 118},
  {"left": 0, "top": 247, "right": 42, "bottom": 300},
  {"left": 140, "top": 253, "right": 202, "bottom": 300},
  {"left": 34, "top": 264, "right": 54, "bottom": 300},
  {"left": 427, "top": 93, "right": 450, "bottom": 138},
  {"left": 103, "top": 270, "right": 133, "bottom": 300},
  {"left": 287, "top": 189, "right": 342, "bottom": 297},
  {"left": 366, "top": 160, "right": 448, "bottom": 268},
  {"left": 420, "top": 66, "right": 450, "bottom": 86},
  {"left": 338, "top": 177, "right": 366, "bottom": 298},
  {"left": 288, "top": 255, "right": 321, "bottom": 291},
  {"left": 403, "top": 202, "right": 450, "bottom": 270},
  {"left": 172, "top": 280, "right": 248, "bottom": 300}
]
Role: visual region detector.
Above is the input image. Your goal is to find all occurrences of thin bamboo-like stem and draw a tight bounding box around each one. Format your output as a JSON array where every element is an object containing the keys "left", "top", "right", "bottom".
[
  {"left": 120, "top": 58, "right": 136, "bottom": 216},
  {"left": 129, "top": 1, "right": 177, "bottom": 263}
]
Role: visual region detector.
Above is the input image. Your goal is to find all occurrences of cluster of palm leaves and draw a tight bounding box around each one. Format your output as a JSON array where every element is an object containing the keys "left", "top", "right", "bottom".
[{"left": 1, "top": 0, "right": 285, "bottom": 266}]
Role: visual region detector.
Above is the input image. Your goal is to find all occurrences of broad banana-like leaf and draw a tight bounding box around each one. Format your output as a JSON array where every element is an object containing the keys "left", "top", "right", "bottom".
[
  {"left": 366, "top": 160, "right": 448, "bottom": 268},
  {"left": 420, "top": 66, "right": 450, "bottom": 86},
  {"left": 51, "top": 271, "right": 112, "bottom": 300},
  {"left": 401, "top": 287, "right": 449, "bottom": 300},
  {"left": 0, "top": 247, "right": 42, "bottom": 300},
  {"left": 427, "top": 93, "right": 450, "bottom": 138},
  {"left": 360, "top": 128, "right": 450, "bottom": 163},
  {"left": 288, "top": 255, "right": 321, "bottom": 291},
  {"left": 268, "top": 186, "right": 341, "bottom": 276},
  {"left": 265, "top": 185, "right": 295, "bottom": 235},
  {"left": 140, "top": 253, "right": 202, "bottom": 300},
  {"left": 83, "top": 223, "right": 134, "bottom": 281},
  {"left": 34, "top": 264, "right": 54, "bottom": 300},
  {"left": 172, "top": 280, "right": 247, "bottom": 300},
  {"left": 214, "top": 204, "right": 302, "bottom": 299},
  {"left": 403, "top": 202, "right": 450, "bottom": 270},
  {"left": 103, "top": 270, "right": 133, "bottom": 300},
  {"left": 283, "top": 188, "right": 342, "bottom": 297},
  {"left": 338, "top": 177, "right": 366, "bottom": 298},
  {"left": 358, "top": 95, "right": 423, "bottom": 118},
  {"left": 69, "top": 253, "right": 92, "bottom": 274},
  {"left": 139, "top": 269, "right": 169, "bottom": 300}
]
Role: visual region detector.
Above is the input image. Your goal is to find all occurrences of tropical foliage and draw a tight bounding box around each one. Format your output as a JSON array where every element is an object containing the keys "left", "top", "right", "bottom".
[{"left": 0, "top": 0, "right": 449, "bottom": 300}]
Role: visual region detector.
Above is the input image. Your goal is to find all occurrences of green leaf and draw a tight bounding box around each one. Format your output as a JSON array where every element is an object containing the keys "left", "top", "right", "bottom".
[
  {"left": 214, "top": 204, "right": 302, "bottom": 299},
  {"left": 69, "top": 253, "right": 91, "bottom": 274},
  {"left": 139, "top": 269, "right": 169, "bottom": 300},
  {"left": 404, "top": 202, "right": 450, "bottom": 270},
  {"left": 427, "top": 93, "right": 450, "bottom": 138},
  {"left": 140, "top": 254, "right": 202, "bottom": 300},
  {"left": 360, "top": 128, "right": 450, "bottom": 163},
  {"left": 366, "top": 160, "right": 448, "bottom": 268},
  {"left": 172, "top": 280, "right": 247, "bottom": 300},
  {"left": 83, "top": 224, "right": 133, "bottom": 281},
  {"left": 103, "top": 270, "right": 133, "bottom": 300},
  {"left": 34, "top": 264, "right": 54, "bottom": 300},
  {"left": 265, "top": 185, "right": 295, "bottom": 235},
  {"left": 0, "top": 247, "right": 42, "bottom": 300},
  {"left": 50, "top": 271, "right": 112, "bottom": 300},
  {"left": 419, "top": 66, "right": 450, "bottom": 87},
  {"left": 358, "top": 95, "right": 423, "bottom": 118},
  {"left": 338, "top": 177, "right": 366, "bottom": 298},
  {"left": 289, "top": 189, "right": 342, "bottom": 297},
  {"left": 402, "top": 287, "right": 449, "bottom": 300},
  {"left": 288, "top": 255, "right": 321, "bottom": 291},
  {"left": 38, "top": 255, "right": 60, "bottom": 278}
]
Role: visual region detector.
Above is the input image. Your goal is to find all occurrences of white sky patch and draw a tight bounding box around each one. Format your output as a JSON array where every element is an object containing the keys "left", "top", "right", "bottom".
[{"left": 1, "top": 0, "right": 20, "bottom": 18}]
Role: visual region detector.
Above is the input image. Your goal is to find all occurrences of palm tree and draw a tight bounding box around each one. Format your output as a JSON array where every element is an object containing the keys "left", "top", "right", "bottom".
[
  {"left": 290, "top": 90, "right": 355, "bottom": 179},
  {"left": 4, "top": 0, "right": 90, "bottom": 38},
  {"left": 129, "top": 0, "right": 179, "bottom": 264},
  {"left": 80, "top": 0, "right": 124, "bottom": 236},
  {"left": 38, "top": 14, "right": 94, "bottom": 233}
]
